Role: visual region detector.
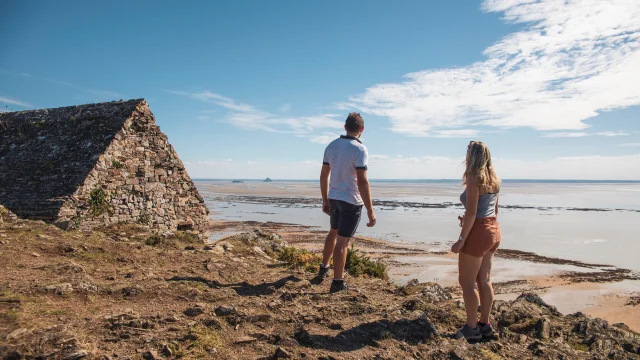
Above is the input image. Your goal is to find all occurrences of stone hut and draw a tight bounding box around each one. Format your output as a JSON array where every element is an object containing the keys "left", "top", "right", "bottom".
[{"left": 0, "top": 99, "right": 209, "bottom": 233}]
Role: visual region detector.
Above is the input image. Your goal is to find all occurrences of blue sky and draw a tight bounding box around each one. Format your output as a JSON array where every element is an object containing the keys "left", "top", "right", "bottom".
[{"left": 1, "top": 0, "right": 639, "bottom": 179}]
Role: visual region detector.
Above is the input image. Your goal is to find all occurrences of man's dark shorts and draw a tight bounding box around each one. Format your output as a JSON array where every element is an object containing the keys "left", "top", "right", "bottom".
[{"left": 330, "top": 199, "right": 363, "bottom": 238}]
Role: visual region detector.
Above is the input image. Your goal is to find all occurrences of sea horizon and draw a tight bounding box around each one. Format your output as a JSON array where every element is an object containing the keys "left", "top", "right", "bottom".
[{"left": 194, "top": 178, "right": 640, "bottom": 183}]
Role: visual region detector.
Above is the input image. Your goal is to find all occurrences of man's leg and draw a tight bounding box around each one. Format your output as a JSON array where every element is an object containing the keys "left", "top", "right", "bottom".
[
  {"left": 332, "top": 235, "right": 351, "bottom": 280},
  {"left": 321, "top": 229, "right": 338, "bottom": 267}
]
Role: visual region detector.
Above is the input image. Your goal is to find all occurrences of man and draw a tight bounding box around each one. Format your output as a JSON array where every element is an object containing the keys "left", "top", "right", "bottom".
[{"left": 316, "top": 112, "right": 376, "bottom": 293}]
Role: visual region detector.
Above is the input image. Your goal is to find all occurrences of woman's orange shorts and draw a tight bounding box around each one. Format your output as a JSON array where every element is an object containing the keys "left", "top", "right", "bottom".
[{"left": 460, "top": 217, "right": 501, "bottom": 257}]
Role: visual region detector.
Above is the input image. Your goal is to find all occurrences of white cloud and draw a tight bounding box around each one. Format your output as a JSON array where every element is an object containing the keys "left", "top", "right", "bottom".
[
  {"left": 167, "top": 90, "right": 344, "bottom": 137},
  {"left": 346, "top": 0, "right": 640, "bottom": 136},
  {"left": 620, "top": 143, "right": 640, "bottom": 147},
  {"left": 433, "top": 129, "right": 479, "bottom": 138},
  {"left": 543, "top": 131, "right": 629, "bottom": 138},
  {"left": 595, "top": 131, "right": 629, "bottom": 137},
  {"left": 0, "top": 96, "right": 33, "bottom": 108},
  {"left": 309, "top": 132, "right": 342, "bottom": 144},
  {"left": 542, "top": 132, "right": 590, "bottom": 138},
  {"left": 370, "top": 155, "right": 390, "bottom": 159}
]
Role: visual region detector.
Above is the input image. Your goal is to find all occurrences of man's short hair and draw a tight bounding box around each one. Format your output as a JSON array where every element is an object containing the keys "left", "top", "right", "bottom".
[{"left": 345, "top": 112, "right": 364, "bottom": 132}]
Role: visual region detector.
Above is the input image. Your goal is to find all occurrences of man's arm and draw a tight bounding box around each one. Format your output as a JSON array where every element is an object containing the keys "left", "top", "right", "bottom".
[
  {"left": 356, "top": 169, "right": 376, "bottom": 227},
  {"left": 320, "top": 164, "right": 331, "bottom": 215}
]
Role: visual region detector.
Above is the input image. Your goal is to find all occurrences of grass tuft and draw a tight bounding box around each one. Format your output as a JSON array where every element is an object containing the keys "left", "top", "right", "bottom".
[{"left": 345, "top": 245, "right": 388, "bottom": 280}]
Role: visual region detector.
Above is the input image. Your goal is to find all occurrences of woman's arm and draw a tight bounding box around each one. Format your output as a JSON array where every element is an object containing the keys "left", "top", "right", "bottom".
[
  {"left": 495, "top": 196, "right": 499, "bottom": 216},
  {"left": 452, "top": 179, "right": 479, "bottom": 253}
]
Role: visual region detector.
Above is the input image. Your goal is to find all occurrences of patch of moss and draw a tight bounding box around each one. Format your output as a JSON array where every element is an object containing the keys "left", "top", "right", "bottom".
[
  {"left": 569, "top": 342, "right": 589, "bottom": 352},
  {"left": 480, "top": 348, "right": 503, "bottom": 360},
  {"left": 346, "top": 245, "right": 388, "bottom": 280},
  {"left": 177, "top": 325, "right": 221, "bottom": 358},
  {"left": 509, "top": 317, "right": 538, "bottom": 334}
]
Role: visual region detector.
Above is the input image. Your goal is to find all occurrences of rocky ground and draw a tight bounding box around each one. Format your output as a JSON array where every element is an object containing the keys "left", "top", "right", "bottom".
[{"left": 1, "top": 207, "right": 640, "bottom": 359}]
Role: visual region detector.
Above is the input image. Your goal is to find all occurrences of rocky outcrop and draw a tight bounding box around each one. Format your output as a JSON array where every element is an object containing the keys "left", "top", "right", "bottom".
[{"left": 0, "top": 100, "right": 208, "bottom": 234}]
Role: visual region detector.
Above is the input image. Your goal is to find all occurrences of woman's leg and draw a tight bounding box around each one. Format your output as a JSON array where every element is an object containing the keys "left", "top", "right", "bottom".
[
  {"left": 458, "top": 252, "right": 484, "bottom": 328},
  {"left": 476, "top": 251, "right": 495, "bottom": 324}
]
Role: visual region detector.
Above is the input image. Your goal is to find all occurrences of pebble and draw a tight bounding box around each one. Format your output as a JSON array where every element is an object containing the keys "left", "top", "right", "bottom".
[
  {"left": 214, "top": 305, "right": 237, "bottom": 316},
  {"left": 184, "top": 306, "right": 205, "bottom": 317}
]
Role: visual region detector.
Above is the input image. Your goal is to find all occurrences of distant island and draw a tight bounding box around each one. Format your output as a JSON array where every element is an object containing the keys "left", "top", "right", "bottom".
[
  {"left": 263, "top": 177, "right": 273, "bottom": 182},
  {"left": 232, "top": 180, "right": 244, "bottom": 183}
]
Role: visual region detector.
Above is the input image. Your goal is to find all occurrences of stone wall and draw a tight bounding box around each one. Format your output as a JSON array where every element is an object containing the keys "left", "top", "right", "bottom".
[{"left": 0, "top": 99, "right": 209, "bottom": 234}]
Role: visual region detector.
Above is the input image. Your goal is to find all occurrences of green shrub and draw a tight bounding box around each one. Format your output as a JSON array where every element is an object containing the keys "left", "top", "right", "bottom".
[
  {"left": 345, "top": 245, "right": 388, "bottom": 280},
  {"left": 111, "top": 159, "right": 124, "bottom": 169},
  {"left": 175, "top": 231, "right": 199, "bottom": 244},
  {"left": 277, "top": 246, "right": 323, "bottom": 272},
  {"left": 145, "top": 234, "right": 165, "bottom": 246},
  {"left": 137, "top": 212, "right": 151, "bottom": 225},
  {"left": 88, "top": 188, "right": 111, "bottom": 216}
]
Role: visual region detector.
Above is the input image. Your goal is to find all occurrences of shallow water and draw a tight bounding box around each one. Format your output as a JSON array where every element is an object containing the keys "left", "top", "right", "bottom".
[{"left": 197, "top": 180, "right": 640, "bottom": 271}]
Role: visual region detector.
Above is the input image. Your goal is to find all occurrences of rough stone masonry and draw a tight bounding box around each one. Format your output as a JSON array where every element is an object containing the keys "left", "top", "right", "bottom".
[{"left": 0, "top": 99, "right": 209, "bottom": 234}]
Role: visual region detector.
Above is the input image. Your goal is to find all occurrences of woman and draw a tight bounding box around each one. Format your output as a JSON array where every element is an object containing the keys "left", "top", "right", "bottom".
[{"left": 451, "top": 141, "right": 501, "bottom": 341}]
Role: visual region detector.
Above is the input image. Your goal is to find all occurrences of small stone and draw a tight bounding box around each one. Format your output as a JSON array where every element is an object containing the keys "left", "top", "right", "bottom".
[
  {"left": 214, "top": 305, "right": 237, "bottom": 316},
  {"left": 184, "top": 306, "right": 205, "bottom": 317},
  {"left": 452, "top": 344, "right": 469, "bottom": 360},
  {"left": 276, "top": 338, "right": 299, "bottom": 347},
  {"left": 536, "top": 317, "right": 551, "bottom": 340},
  {"left": 234, "top": 336, "right": 258, "bottom": 344},
  {"left": 165, "top": 315, "right": 180, "bottom": 323},
  {"left": 31, "top": 252, "right": 41, "bottom": 257},
  {"left": 184, "top": 246, "right": 197, "bottom": 251},
  {"left": 328, "top": 323, "right": 343, "bottom": 330},
  {"left": 272, "top": 347, "right": 291, "bottom": 359}
]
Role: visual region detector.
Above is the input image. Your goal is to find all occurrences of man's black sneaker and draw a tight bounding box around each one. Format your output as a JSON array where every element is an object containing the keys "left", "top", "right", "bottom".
[
  {"left": 311, "top": 265, "right": 331, "bottom": 285},
  {"left": 318, "top": 265, "right": 330, "bottom": 278},
  {"left": 329, "top": 280, "right": 352, "bottom": 294}
]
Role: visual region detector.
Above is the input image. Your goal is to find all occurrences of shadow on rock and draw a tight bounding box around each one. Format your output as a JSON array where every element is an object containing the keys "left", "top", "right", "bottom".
[{"left": 296, "top": 317, "right": 437, "bottom": 352}]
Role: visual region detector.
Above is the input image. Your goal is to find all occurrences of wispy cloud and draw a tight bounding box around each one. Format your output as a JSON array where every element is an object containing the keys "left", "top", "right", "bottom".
[
  {"left": 619, "top": 143, "right": 640, "bottom": 147},
  {"left": 433, "top": 129, "right": 479, "bottom": 138},
  {"left": 167, "top": 90, "right": 344, "bottom": 137},
  {"left": 309, "top": 132, "right": 342, "bottom": 144},
  {"left": 344, "top": 0, "right": 640, "bottom": 136},
  {"left": 0, "top": 96, "right": 33, "bottom": 108},
  {"left": 542, "top": 131, "right": 629, "bottom": 138},
  {"left": 280, "top": 103, "right": 291, "bottom": 112}
]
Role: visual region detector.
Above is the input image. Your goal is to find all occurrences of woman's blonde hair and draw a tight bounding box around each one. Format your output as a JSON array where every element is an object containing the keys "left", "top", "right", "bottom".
[{"left": 463, "top": 141, "right": 501, "bottom": 192}]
